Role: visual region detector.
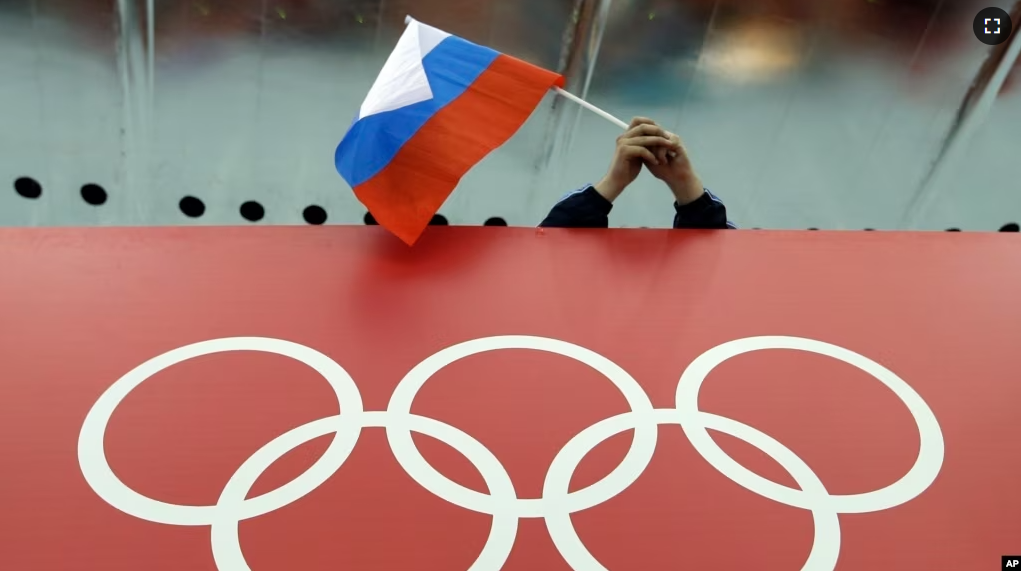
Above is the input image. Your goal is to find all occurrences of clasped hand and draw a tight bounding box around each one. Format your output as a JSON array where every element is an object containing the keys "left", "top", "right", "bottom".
[{"left": 594, "top": 117, "right": 704, "bottom": 206}]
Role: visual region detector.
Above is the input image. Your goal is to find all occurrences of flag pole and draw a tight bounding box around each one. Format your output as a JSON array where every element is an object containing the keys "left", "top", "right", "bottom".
[{"left": 552, "top": 87, "right": 629, "bottom": 130}]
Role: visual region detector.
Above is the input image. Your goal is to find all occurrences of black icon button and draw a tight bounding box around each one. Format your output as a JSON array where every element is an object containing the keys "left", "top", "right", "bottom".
[{"left": 974, "top": 7, "right": 1012, "bottom": 46}]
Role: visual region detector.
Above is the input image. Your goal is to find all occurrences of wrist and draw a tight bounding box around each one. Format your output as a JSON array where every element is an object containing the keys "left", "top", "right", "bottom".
[
  {"left": 668, "top": 170, "right": 704, "bottom": 206},
  {"left": 594, "top": 176, "right": 626, "bottom": 203}
]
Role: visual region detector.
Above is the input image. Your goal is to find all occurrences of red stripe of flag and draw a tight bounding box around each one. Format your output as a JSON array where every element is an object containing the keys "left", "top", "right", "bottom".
[{"left": 355, "top": 55, "right": 563, "bottom": 245}]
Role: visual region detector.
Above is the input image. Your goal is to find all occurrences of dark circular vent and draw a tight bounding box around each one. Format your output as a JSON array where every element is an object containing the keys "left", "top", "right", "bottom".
[
  {"left": 80, "top": 183, "right": 107, "bottom": 206},
  {"left": 303, "top": 205, "right": 327, "bottom": 225},
  {"left": 179, "top": 196, "right": 205, "bottom": 218},
  {"left": 14, "top": 177, "right": 42, "bottom": 199},
  {"left": 240, "top": 201, "right": 265, "bottom": 222}
]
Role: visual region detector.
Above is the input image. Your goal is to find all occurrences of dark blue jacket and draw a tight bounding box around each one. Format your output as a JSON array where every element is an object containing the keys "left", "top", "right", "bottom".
[{"left": 540, "top": 185, "right": 735, "bottom": 229}]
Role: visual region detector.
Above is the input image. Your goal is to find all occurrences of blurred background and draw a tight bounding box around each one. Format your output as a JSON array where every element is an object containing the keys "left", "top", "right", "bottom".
[{"left": 0, "top": 0, "right": 1018, "bottom": 231}]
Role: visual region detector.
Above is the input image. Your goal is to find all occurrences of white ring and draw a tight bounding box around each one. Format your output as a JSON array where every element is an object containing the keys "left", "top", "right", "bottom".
[
  {"left": 675, "top": 336, "right": 944, "bottom": 514},
  {"left": 76, "top": 334, "right": 945, "bottom": 571},
  {"left": 543, "top": 409, "right": 840, "bottom": 571},
  {"left": 211, "top": 411, "right": 518, "bottom": 571},
  {"left": 77, "top": 337, "right": 364, "bottom": 525},
  {"left": 385, "top": 336, "right": 656, "bottom": 518}
]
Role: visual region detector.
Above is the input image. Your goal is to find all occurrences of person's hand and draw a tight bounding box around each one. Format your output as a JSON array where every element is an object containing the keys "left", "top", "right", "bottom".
[
  {"left": 593, "top": 117, "right": 680, "bottom": 203},
  {"left": 643, "top": 128, "right": 706, "bottom": 206}
]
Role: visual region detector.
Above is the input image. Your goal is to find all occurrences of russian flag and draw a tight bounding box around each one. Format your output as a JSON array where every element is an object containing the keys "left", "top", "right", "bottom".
[{"left": 335, "top": 17, "right": 564, "bottom": 245}]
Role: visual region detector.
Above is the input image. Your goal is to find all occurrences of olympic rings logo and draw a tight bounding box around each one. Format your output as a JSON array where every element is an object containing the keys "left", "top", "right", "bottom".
[{"left": 77, "top": 335, "right": 944, "bottom": 571}]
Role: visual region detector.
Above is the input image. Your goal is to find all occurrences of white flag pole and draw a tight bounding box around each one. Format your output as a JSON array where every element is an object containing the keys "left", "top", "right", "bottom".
[
  {"left": 553, "top": 87, "right": 679, "bottom": 159},
  {"left": 553, "top": 87, "right": 629, "bottom": 130}
]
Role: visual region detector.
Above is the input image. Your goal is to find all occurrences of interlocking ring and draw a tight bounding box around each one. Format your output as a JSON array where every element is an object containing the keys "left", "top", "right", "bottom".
[{"left": 78, "top": 335, "right": 944, "bottom": 571}]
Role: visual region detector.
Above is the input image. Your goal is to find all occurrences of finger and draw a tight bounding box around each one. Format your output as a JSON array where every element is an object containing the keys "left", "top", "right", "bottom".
[
  {"left": 663, "top": 132, "right": 685, "bottom": 161},
  {"left": 622, "top": 145, "right": 659, "bottom": 165},
  {"left": 657, "top": 146, "right": 669, "bottom": 164},
  {"left": 621, "top": 145, "right": 659, "bottom": 165},
  {"left": 628, "top": 116, "right": 658, "bottom": 129},
  {"left": 624, "top": 123, "right": 668, "bottom": 139},
  {"left": 620, "top": 135, "right": 681, "bottom": 149}
]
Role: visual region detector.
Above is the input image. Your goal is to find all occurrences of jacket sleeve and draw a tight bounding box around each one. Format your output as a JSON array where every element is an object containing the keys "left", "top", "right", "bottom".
[
  {"left": 540, "top": 184, "right": 736, "bottom": 229},
  {"left": 673, "top": 188, "right": 735, "bottom": 229},
  {"left": 539, "top": 186, "right": 612, "bottom": 228}
]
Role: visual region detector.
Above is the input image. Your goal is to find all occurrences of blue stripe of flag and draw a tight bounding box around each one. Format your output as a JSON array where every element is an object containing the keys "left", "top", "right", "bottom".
[{"left": 335, "top": 36, "right": 500, "bottom": 189}]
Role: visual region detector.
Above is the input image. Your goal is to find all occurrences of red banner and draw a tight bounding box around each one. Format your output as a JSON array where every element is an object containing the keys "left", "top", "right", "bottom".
[{"left": 1, "top": 226, "right": 1019, "bottom": 571}]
